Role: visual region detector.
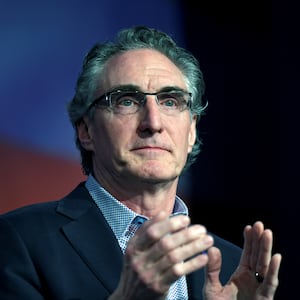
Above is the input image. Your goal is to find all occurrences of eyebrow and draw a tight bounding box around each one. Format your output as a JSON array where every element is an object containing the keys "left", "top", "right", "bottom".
[{"left": 108, "top": 84, "right": 188, "bottom": 93}]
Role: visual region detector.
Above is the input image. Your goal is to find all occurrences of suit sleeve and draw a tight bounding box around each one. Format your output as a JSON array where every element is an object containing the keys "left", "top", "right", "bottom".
[{"left": 0, "top": 217, "right": 44, "bottom": 299}]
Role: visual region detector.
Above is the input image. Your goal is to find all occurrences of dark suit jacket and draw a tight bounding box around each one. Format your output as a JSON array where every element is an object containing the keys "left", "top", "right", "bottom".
[{"left": 0, "top": 182, "right": 242, "bottom": 299}]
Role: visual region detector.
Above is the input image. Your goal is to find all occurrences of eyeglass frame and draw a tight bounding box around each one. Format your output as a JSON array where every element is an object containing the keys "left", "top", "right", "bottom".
[{"left": 87, "top": 89, "right": 193, "bottom": 115}]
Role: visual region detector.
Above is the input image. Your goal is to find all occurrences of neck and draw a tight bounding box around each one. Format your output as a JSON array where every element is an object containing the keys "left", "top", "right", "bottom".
[
  {"left": 119, "top": 186, "right": 177, "bottom": 218},
  {"left": 93, "top": 172, "right": 179, "bottom": 218}
]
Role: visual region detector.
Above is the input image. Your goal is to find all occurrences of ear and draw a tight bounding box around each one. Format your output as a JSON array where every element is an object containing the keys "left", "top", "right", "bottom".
[
  {"left": 77, "top": 117, "right": 94, "bottom": 151},
  {"left": 187, "top": 115, "right": 197, "bottom": 153}
]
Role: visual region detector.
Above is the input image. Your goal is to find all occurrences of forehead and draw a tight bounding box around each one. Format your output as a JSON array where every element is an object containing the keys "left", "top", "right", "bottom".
[{"left": 100, "top": 49, "right": 187, "bottom": 92}]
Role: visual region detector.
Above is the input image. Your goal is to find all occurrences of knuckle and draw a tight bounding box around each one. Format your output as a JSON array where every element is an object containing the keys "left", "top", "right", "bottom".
[
  {"left": 159, "top": 236, "right": 174, "bottom": 251},
  {"left": 131, "top": 257, "right": 143, "bottom": 273},
  {"left": 166, "top": 250, "right": 181, "bottom": 264},
  {"left": 171, "top": 263, "right": 184, "bottom": 277},
  {"left": 145, "top": 226, "right": 161, "bottom": 241}
]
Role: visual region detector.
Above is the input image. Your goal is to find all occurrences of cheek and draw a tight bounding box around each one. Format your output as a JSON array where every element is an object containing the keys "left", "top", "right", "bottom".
[
  {"left": 172, "top": 128, "right": 192, "bottom": 156},
  {"left": 92, "top": 117, "right": 134, "bottom": 151}
]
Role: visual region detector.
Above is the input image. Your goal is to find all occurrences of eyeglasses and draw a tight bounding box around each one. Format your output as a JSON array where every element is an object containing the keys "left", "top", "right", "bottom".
[{"left": 89, "top": 90, "right": 192, "bottom": 115}]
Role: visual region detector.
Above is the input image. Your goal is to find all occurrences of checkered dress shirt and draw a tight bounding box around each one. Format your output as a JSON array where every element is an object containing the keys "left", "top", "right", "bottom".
[{"left": 85, "top": 174, "right": 189, "bottom": 299}]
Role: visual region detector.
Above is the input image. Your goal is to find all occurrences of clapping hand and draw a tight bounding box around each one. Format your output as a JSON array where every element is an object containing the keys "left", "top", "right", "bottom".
[{"left": 203, "top": 221, "right": 282, "bottom": 300}]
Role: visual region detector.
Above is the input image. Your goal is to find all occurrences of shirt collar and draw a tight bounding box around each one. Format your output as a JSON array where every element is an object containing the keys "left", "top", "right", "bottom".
[{"left": 85, "top": 174, "right": 189, "bottom": 239}]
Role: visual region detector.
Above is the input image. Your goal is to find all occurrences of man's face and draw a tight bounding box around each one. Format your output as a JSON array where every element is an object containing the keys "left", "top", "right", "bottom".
[{"left": 79, "top": 49, "right": 197, "bottom": 187}]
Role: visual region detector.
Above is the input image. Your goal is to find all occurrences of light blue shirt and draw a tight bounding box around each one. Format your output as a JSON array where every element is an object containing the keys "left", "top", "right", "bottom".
[{"left": 85, "top": 174, "right": 189, "bottom": 299}]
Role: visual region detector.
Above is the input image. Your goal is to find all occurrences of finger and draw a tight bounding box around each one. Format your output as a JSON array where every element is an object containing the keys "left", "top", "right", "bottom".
[
  {"left": 147, "top": 224, "right": 211, "bottom": 262},
  {"left": 159, "top": 251, "right": 210, "bottom": 286},
  {"left": 130, "top": 223, "right": 212, "bottom": 275},
  {"left": 238, "top": 224, "right": 253, "bottom": 267},
  {"left": 259, "top": 253, "right": 282, "bottom": 298},
  {"left": 131, "top": 212, "right": 191, "bottom": 250},
  {"left": 255, "top": 229, "right": 273, "bottom": 276},
  {"left": 203, "top": 247, "right": 224, "bottom": 295},
  {"left": 249, "top": 221, "right": 265, "bottom": 269},
  {"left": 147, "top": 230, "right": 213, "bottom": 275},
  {"left": 239, "top": 221, "right": 265, "bottom": 269},
  {"left": 127, "top": 237, "right": 212, "bottom": 291}
]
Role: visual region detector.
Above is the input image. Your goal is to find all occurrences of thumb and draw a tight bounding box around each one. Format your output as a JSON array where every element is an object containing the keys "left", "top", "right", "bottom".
[{"left": 204, "top": 246, "right": 222, "bottom": 290}]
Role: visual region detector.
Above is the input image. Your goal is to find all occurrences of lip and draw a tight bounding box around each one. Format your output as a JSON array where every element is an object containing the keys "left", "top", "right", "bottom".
[{"left": 131, "top": 145, "right": 171, "bottom": 153}]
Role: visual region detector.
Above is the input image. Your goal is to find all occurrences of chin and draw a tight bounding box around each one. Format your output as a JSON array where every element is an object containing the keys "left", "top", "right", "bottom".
[
  {"left": 139, "top": 175, "right": 177, "bottom": 185},
  {"left": 126, "top": 160, "right": 182, "bottom": 179},
  {"left": 137, "top": 168, "right": 179, "bottom": 182}
]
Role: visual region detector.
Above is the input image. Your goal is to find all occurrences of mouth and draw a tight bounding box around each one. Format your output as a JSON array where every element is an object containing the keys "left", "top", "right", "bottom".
[
  {"left": 131, "top": 145, "right": 171, "bottom": 154},
  {"left": 133, "top": 146, "right": 169, "bottom": 151}
]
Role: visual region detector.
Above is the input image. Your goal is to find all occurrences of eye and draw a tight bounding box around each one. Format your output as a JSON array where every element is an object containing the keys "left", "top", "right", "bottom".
[
  {"left": 118, "top": 98, "right": 135, "bottom": 107},
  {"left": 114, "top": 93, "right": 140, "bottom": 107},
  {"left": 161, "top": 98, "right": 178, "bottom": 107},
  {"left": 159, "top": 93, "right": 180, "bottom": 108}
]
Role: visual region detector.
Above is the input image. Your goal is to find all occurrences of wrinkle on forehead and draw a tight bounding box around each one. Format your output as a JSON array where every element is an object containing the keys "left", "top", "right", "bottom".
[{"left": 100, "top": 49, "right": 187, "bottom": 94}]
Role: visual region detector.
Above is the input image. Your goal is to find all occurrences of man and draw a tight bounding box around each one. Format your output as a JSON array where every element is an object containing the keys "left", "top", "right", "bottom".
[{"left": 0, "top": 26, "right": 281, "bottom": 299}]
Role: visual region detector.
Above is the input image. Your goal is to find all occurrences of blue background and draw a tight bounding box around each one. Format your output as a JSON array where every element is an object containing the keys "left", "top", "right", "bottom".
[{"left": 0, "top": 0, "right": 184, "bottom": 159}]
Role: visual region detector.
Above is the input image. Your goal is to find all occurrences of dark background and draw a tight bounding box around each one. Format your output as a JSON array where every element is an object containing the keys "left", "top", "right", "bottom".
[{"left": 182, "top": 1, "right": 299, "bottom": 298}]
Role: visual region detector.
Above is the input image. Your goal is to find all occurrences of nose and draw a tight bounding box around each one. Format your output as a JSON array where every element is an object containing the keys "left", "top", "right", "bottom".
[{"left": 137, "top": 95, "right": 163, "bottom": 133}]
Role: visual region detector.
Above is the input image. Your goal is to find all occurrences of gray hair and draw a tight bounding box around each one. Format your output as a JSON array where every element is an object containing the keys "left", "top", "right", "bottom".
[{"left": 67, "top": 25, "right": 207, "bottom": 175}]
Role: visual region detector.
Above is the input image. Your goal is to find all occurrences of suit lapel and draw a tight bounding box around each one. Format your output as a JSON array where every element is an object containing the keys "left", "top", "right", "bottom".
[
  {"left": 56, "top": 183, "right": 207, "bottom": 298},
  {"left": 57, "top": 183, "right": 123, "bottom": 293},
  {"left": 186, "top": 268, "right": 205, "bottom": 300}
]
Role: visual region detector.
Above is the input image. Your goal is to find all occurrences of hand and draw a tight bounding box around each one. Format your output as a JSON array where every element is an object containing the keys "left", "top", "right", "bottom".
[
  {"left": 109, "top": 211, "right": 214, "bottom": 300},
  {"left": 203, "top": 221, "right": 282, "bottom": 300}
]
